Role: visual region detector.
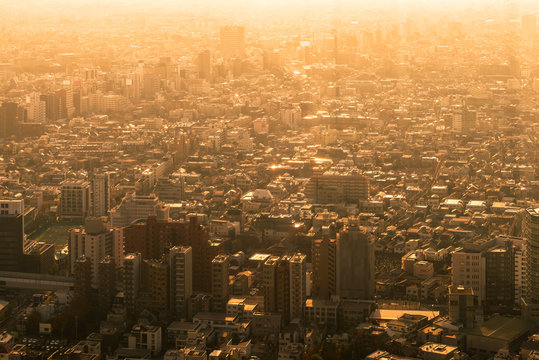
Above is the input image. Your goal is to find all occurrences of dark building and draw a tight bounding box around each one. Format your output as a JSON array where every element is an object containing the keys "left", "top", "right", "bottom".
[
  {"left": 0, "top": 199, "right": 25, "bottom": 272},
  {"left": 263, "top": 255, "right": 290, "bottom": 323},
  {"left": 98, "top": 256, "right": 116, "bottom": 312},
  {"left": 485, "top": 241, "right": 515, "bottom": 310},
  {"left": 136, "top": 259, "right": 169, "bottom": 315},
  {"left": 22, "top": 241, "right": 55, "bottom": 274},
  {"left": 40, "top": 93, "right": 59, "bottom": 121},
  {"left": 336, "top": 225, "right": 375, "bottom": 300},
  {"left": 312, "top": 236, "right": 337, "bottom": 300},
  {"left": 74, "top": 256, "right": 93, "bottom": 298},
  {"left": 0, "top": 102, "right": 20, "bottom": 138},
  {"left": 197, "top": 50, "right": 211, "bottom": 81},
  {"left": 124, "top": 216, "right": 222, "bottom": 292}
]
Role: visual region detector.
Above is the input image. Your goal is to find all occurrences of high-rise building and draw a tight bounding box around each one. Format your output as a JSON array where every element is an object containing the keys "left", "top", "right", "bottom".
[
  {"left": 197, "top": 50, "right": 211, "bottom": 81},
  {"left": 123, "top": 215, "right": 222, "bottom": 292},
  {"left": 0, "top": 102, "right": 20, "bottom": 138},
  {"left": 0, "top": 199, "right": 25, "bottom": 271},
  {"left": 451, "top": 247, "right": 487, "bottom": 304},
  {"left": 98, "top": 256, "right": 116, "bottom": 312},
  {"left": 289, "top": 253, "right": 307, "bottom": 321},
  {"left": 211, "top": 254, "right": 230, "bottom": 313},
  {"left": 74, "top": 255, "right": 93, "bottom": 298},
  {"left": 40, "top": 93, "right": 59, "bottom": 121},
  {"left": 523, "top": 208, "right": 539, "bottom": 322},
  {"left": 263, "top": 256, "right": 291, "bottom": 323},
  {"left": 91, "top": 172, "right": 111, "bottom": 217},
  {"left": 124, "top": 253, "right": 141, "bottom": 314},
  {"left": 25, "top": 93, "right": 46, "bottom": 123},
  {"left": 312, "top": 236, "right": 337, "bottom": 300},
  {"left": 220, "top": 26, "right": 245, "bottom": 59},
  {"left": 60, "top": 179, "right": 91, "bottom": 221},
  {"left": 305, "top": 167, "right": 369, "bottom": 204},
  {"left": 485, "top": 241, "right": 515, "bottom": 309},
  {"left": 137, "top": 259, "right": 169, "bottom": 314},
  {"left": 69, "top": 217, "right": 117, "bottom": 287},
  {"left": 448, "top": 285, "right": 477, "bottom": 329},
  {"left": 336, "top": 226, "right": 375, "bottom": 300},
  {"left": 169, "top": 246, "right": 192, "bottom": 319}
]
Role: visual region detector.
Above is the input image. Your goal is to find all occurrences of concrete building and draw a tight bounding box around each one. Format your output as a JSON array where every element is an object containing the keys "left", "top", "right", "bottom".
[
  {"left": 263, "top": 256, "right": 291, "bottom": 323},
  {"left": 523, "top": 208, "right": 539, "bottom": 322},
  {"left": 220, "top": 26, "right": 245, "bottom": 58},
  {"left": 211, "top": 254, "right": 230, "bottom": 313},
  {"left": 448, "top": 285, "right": 477, "bottom": 328},
  {"left": 59, "top": 179, "right": 91, "bottom": 221},
  {"left": 68, "top": 217, "right": 119, "bottom": 287},
  {"left": 123, "top": 215, "right": 222, "bottom": 293},
  {"left": 305, "top": 166, "right": 369, "bottom": 204},
  {"left": 311, "top": 236, "right": 336, "bottom": 300},
  {"left": 336, "top": 226, "right": 375, "bottom": 300},
  {"left": 110, "top": 192, "right": 164, "bottom": 228},
  {"left": 485, "top": 241, "right": 515, "bottom": 309},
  {"left": 91, "top": 172, "right": 111, "bottom": 217},
  {"left": 169, "top": 246, "right": 192, "bottom": 319},
  {"left": 289, "top": 253, "right": 307, "bottom": 321},
  {"left": 0, "top": 199, "right": 25, "bottom": 272},
  {"left": 128, "top": 324, "right": 162, "bottom": 356},
  {"left": 451, "top": 247, "right": 486, "bottom": 304},
  {"left": 124, "top": 253, "right": 142, "bottom": 314}
]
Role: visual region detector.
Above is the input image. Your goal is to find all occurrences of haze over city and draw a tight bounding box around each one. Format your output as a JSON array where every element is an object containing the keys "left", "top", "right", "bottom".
[{"left": 0, "top": 1, "right": 537, "bottom": 360}]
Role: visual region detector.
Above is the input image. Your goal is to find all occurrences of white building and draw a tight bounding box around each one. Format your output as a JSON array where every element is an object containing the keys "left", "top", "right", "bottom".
[
  {"left": 110, "top": 192, "right": 165, "bottom": 228},
  {"left": 68, "top": 217, "right": 120, "bottom": 287}
]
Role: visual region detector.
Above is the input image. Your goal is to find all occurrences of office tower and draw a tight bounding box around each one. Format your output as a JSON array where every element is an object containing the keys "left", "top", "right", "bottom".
[
  {"left": 220, "top": 26, "right": 245, "bottom": 59},
  {"left": 60, "top": 179, "right": 91, "bottom": 221},
  {"left": 523, "top": 208, "right": 539, "bottom": 322},
  {"left": 110, "top": 192, "right": 164, "bottom": 228},
  {"left": 123, "top": 215, "right": 222, "bottom": 292},
  {"left": 98, "top": 256, "right": 116, "bottom": 311},
  {"left": 169, "top": 246, "right": 192, "bottom": 319},
  {"left": 289, "top": 253, "right": 307, "bottom": 321},
  {"left": 312, "top": 236, "right": 337, "bottom": 299},
  {"left": 336, "top": 226, "right": 375, "bottom": 300},
  {"left": 522, "top": 15, "right": 537, "bottom": 37},
  {"left": 124, "top": 253, "right": 142, "bottom": 314},
  {"left": 448, "top": 285, "right": 477, "bottom": 329},
  {"left": 0, "top": 199, "right": 25, "bottom": 271},
  {"left": 211, "top": 254, "right": 230, "bottom": 313},
  {"left": 263, "top": 256, "right": 291, "bottom": 323},
  {"left": 137, "top": 259, "right": 169, "bottom": 315},
  {"left": 485, "top": 241, "right": 515, "bottom": 309},
  {"left": 197, "top": 50, "right": 211, "bottom": 81},
  {"left": 305, "top": 167, "right": 369, "bottom": 204},
  {"left": 91, "top": 172, "right": 111, "bottom": 217},
  {"left": 74, "top": 255, "right": 93, "bottom": 298},
  {"left": 69, "top": 217, "right": 116, "bottom": 287}
]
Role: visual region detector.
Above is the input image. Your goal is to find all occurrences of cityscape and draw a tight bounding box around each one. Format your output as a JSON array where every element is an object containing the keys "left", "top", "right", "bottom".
[{"left": 0, "top": 0, "right": 538, "bottom": 359}]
